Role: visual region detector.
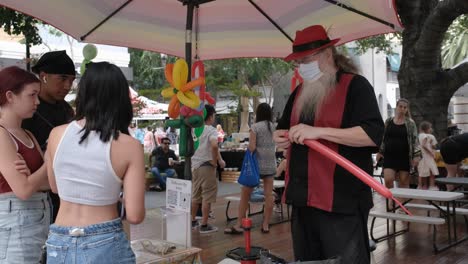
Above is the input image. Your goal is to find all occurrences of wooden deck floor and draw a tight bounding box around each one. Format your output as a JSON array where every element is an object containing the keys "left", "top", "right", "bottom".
[{"left": 189, "top": 192, "right": 468, "bottom": 264}]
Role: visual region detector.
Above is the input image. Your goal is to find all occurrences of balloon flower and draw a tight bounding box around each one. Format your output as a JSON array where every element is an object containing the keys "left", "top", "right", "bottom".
[
  {"left": 161, "top": 59, "right": 206, "bottom": 156},
  {"left": 161, "top": 59, "right": 204, "bottom": 119}
]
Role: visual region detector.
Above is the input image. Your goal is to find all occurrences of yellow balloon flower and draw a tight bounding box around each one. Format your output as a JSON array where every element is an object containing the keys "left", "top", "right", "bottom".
[{"left": 161, "top": 59, "right": 203, "bottom": 118}]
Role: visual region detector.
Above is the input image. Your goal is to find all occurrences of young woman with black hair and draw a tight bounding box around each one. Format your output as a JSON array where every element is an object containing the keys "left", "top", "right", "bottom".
[
  {"left": 44, "top": 62, "right": 146, "bottom": 263},
  {"left": 224, "top": 103, "right": 276, "bottom": 234}
]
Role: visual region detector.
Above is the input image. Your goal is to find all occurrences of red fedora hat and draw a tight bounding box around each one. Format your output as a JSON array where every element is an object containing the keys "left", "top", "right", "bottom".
[{"left": 284, "top": 25, "right": 340, "bottom": 62}]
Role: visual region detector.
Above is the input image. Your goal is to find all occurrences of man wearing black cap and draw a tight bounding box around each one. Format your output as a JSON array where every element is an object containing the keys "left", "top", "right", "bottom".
[
  {"left": 23, "top": 50, "right": 76, "bottom": 222},
  {"left": 273, "top": 25, "right": 384, "bottom": 263}
]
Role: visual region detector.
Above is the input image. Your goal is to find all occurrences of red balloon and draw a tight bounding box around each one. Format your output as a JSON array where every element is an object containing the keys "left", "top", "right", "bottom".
[
  {"left": 304, "top": 140, "right": 393, "bottom": 199},
  {"left": 283, "top": 135, "right": 412, "bottom": 215}
]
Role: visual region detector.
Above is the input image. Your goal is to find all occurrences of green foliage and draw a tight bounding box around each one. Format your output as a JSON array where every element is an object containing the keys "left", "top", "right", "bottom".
[
  {"left": 0, "top": 8, "right": 41, "bottom": 46},
  {"left": 354, "top": 34, "right": 400, "bottom": 55},
  {"left": 354, "top": 14, "right": 466, "bottom": 63},
  {"left": 442, "top": 15, "right": 468, "bottom": 68},
  {"left": 138, "top": 88, "right": 168, "bottom": 102},
  {"left": 204, "top": 58, "right": 292, "bottom": 96},
  {"left": 128, "top": 49, "right": 171, "bottom": 97}
]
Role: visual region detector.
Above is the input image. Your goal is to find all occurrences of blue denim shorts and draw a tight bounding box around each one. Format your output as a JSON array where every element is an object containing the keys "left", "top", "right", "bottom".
[
  {"left": 0, "top": 192, "right": 50, "bottom": 264},
  {"left": 46, "top": 218, "right": 135, "bottom": 264}
]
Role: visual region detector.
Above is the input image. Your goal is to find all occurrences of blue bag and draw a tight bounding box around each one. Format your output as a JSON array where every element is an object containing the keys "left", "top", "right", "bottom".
[{"left": 237, "top": 150, "right": 260, "bottom": 187}]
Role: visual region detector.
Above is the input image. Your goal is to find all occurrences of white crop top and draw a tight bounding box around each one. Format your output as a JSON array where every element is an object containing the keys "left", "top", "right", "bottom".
[{"left": 53, "top": 121, "right": 122, "bottom": 206}]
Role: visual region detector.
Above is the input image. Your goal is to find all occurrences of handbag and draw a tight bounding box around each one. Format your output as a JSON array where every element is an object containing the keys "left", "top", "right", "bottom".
[{"left": 237, "top": 150, "right": 260, "bottom": 187}]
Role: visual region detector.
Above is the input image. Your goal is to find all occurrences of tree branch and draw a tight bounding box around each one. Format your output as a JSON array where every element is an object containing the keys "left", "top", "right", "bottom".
[
  {"left": 444, "top": 62, "right": 468, "bottom": 92},
  {"left": 415, "top": 0, "right": 468, "bottom": 69}
]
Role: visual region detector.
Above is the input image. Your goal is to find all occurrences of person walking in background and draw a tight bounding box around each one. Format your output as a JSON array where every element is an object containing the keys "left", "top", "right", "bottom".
[
  {"left": 0, "top": 66, "right": 50, "bottom": 263},
  {"left": 134, "top": 125, "right": 145, "bottom": 145},
  {"left": 23, "top": 50, "right": 76, "bottom": 223},
  {"left": 191, "top": 104, "right": 225, "bottom": 234},
  {"left": 376, "top": 98, "right": 420, "bottom": 189},
  {"left": 224, "top": 103, "right": 276, "bottom": 234},
  {"left": 417, "top": 121, "right": 439, "bottom": 190},
  {"left": 440, "top": 133, "right": 468, "bottom": 190},
  {"left": 149, "top": 137, "right": 179, "bottom": 191},
  {"left": 44, "top": 62, "right": 145, "bottom": 263},
  {"left": 216, "top": 124, "right": 225, "bottom": 145},
  {"left": 144, "top": 126, "right": 157, "bottom": 153},
  {"left": 273, "top": 25, "right": 384, "bottom": 262},
  {"left": 166, "top": 127, "right": 178, "bottom": 145}
]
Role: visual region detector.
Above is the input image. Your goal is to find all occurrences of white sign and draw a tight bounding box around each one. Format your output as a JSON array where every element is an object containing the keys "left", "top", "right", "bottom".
[{"left": 166, "top": 178, "right": 192, "bottom": 213}]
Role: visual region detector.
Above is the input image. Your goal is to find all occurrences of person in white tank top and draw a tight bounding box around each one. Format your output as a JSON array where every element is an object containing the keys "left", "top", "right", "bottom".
[{"left": 45, "top": 62, "right": 146, "bottom": 264}]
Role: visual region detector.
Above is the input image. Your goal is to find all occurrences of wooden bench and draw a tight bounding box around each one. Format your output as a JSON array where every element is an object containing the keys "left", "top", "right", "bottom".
[{"left": 369, "top": 211, "right": 445, "bottom": 252}]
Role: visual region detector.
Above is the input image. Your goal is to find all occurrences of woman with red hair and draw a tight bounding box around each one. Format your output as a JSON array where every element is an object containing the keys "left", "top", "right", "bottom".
[{"left": 0, "top": 66, "right": 50, "bottom": 263}]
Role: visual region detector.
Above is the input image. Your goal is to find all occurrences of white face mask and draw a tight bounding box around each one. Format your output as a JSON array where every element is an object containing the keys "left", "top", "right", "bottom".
[{"left": 298, "top": 60, "right": 323, "bottom": 81}]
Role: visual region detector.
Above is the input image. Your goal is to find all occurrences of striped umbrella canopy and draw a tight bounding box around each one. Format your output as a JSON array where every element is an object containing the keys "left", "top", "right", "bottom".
[
  {"left": 0, "top": 0, "right": 402, "bottom": 180},
  {"left": 0, "top": 0, "right": 402, "bottom": 60}
]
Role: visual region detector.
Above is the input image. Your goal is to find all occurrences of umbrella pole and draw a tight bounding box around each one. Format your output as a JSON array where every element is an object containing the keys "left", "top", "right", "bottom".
[{"left": 183, "top": 2, "right": 195, "bottom": 180}]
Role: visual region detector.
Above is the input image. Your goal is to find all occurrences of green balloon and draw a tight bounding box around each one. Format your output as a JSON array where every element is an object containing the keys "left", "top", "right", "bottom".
[
  {"left": 187, "top": 115, "right": 203, "bottom": 128},
  {"left": 166, "top": 119, "right": 182, "bottom": 128},
  {"left": 193, "top": 108, "right": 207, "bottom": 137},
  {"left": 179, "top": 123, "right": 187, "bottom": 157},
  {"left": 80, "top": 59, "right": 90, "bottom": 75},
  {"left": 83, "top": 44, "right": 98, "bottom": 60},
  {"left": 194, "top": 126, "right": 204, "bottom": 138}
]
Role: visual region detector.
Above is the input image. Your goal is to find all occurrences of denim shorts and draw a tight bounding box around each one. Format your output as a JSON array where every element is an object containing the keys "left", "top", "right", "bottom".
[
  {"left": 46, "top": 218, "right": 135, "bottom": 264},
  {"left": 0, "top": 192, "right": 50, "bottom": 264}
]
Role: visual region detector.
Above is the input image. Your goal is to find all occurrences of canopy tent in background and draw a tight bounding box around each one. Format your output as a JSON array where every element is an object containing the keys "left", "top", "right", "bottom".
[
  {"left": 0, "top": 0, "right": 402, "bottom": 61},
  {"left": 136, "top": 96, "right": 169, "bottom": 120},
  {"left": 130, "top": 87, "right": 169, "bottom": 121}
]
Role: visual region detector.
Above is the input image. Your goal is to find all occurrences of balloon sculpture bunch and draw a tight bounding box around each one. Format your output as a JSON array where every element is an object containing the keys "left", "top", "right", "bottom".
[{"left": 161, "top": 59, "right": 215, "bottom": 156}]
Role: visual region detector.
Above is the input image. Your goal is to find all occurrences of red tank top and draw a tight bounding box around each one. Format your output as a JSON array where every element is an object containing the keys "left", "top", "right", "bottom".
[{"left": 0, "top": 126, "right": 43, "bottom": 193}]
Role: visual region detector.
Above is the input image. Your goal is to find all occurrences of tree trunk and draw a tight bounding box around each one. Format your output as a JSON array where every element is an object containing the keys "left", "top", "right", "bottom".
[{"left": 396, "top": 0, "right": 468, "bottom": 139}]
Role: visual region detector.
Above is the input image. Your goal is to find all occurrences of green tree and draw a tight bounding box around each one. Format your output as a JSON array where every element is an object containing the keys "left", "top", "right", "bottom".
[
  {"left": 129, "top": 49, "right": 176, "bottom": 101},
  {"left": 205, "top": 58, "right": 292, "bottom": 112},
  {"left": 394, "top": 0, "right": 468, "bottom": 138},
  {"left": 0, "top": 8, "right": 42, "bottom": 71},
  {"left": 442, "top": 15, "right": 467, "bottom": 68},
  {"left": 352, "top": 2, "right": 467, "bottom": 138}
]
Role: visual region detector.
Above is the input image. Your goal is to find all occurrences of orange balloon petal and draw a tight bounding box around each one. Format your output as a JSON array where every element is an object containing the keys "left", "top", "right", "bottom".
[
  {"left": 168, "top": 96, "right": 180, "bottom": 119},
  {"left": 181, "top": 77, "right": 205, "bottom": 92},
  {"left": 165, "top": 64, "right": 175, "bottom": 87}
]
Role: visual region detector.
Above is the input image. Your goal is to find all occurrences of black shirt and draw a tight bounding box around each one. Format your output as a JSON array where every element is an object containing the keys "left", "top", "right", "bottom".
[
  {"left": 22, "top": 98, "right": 74, "bottom": 151},
  {"left": 277, "top": 72, "right": 384, "bottom": 214},
  {"left": 151, "top": 147, "right": 178, "bottom": 170},
  {"left": 383, "top": 120, "right": 409, "bottom": 157}
]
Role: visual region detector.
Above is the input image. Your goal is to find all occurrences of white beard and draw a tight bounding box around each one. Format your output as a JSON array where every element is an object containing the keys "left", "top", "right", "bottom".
[{"left": 295, "top": 70, "right": 337, "bottom": 121}]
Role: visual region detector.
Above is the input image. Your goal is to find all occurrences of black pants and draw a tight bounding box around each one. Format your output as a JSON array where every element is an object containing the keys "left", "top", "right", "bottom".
[{"left": 291, "top": 206, "right": 370, "bottom": 263}]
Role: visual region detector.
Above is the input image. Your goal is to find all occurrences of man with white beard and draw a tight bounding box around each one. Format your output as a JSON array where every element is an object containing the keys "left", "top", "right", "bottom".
[{"left": 274, "top": 25, "right": 384, "bottom": 263}]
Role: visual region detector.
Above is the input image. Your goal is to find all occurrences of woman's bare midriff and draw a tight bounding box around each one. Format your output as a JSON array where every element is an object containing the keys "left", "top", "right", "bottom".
[{"left": 54, "top": 200, "right": 119, "bottom": 226}]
